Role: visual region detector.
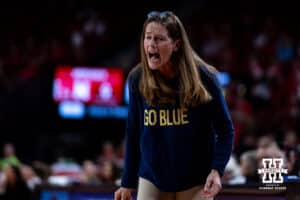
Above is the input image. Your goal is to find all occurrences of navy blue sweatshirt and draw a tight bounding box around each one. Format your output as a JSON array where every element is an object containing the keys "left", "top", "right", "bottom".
[{"left": 121, "top": 65, "right": 234, "bottom": 192}]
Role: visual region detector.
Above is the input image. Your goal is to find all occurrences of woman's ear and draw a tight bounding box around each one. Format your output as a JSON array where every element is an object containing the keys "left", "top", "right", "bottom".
[{"left": 174, "top": 39, "right": 181, "bottom": 52}]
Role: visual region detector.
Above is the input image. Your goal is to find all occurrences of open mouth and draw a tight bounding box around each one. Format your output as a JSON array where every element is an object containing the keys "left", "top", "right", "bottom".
[{"left": 149, "top": 53, "right": 160, "bottom": 59}]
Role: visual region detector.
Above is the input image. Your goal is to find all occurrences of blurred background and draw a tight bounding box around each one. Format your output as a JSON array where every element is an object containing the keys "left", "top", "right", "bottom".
[{"left": 0, "top": 0, "right": 300, "bottom": 199}]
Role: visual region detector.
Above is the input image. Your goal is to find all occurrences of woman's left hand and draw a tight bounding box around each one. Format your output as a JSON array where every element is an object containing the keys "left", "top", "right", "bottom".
[{"left": 201, "top": 169, "right": 222, "bottom": 198}]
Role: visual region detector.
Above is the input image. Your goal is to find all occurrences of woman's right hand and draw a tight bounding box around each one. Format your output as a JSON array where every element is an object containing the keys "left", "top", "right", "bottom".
[{"left": 114, "top": 187, "right": 133, "bottom": 200}]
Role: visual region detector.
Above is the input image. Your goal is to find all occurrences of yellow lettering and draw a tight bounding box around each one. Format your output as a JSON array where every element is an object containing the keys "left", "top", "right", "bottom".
[
  {"left": 172, "top": 109, "right": 180, "bottom": 125},
  {"left": 144, "top": 110, "right": 149, "bottom": 126},
  {"left": 167, "top": 110, "right": 173, "bottom": 126},
  {"left": 148, "top": 109, "right": 157, "bottom": 126},
  {"left": 160, "top": 110, "right": 167, "bottom": 126},
  {"left": 145, "top": 108, "right": 189, "bottom": 127},
  {"left": 181, "top": 108, "right": 189, "bottom": 124}
]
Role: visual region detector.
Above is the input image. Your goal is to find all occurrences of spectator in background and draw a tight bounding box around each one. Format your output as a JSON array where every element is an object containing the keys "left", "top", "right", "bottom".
[
  {"left": 1, "top": 165, "right": 32, "bottom": 200},
  {"left": 222, "top": 155, "right": 245, "bottom": 185},
  {"left": 240, "top": 150, "right": 259, "bottom": 184},
  {"left": 79, "top": 160, "right": 101, "bottom": 185},
  {"left": 255, "top": 135, "right": 290, "bottom": 183},
  {"left": 256, "top": 135, "right": 286, "bottom": 174},
  {"left": 0, "top": 143, "right": 20, "bottom": 170},
  {"left": 99, "top": 160, "right": 118, "bottom": 185},
  {"left": 49, "top": 157, "right": 81, "bottom": 185},
  {"left": 115, "top": 140, "right": 125, "bottom": 170},
  {"left": 256, "top": 135, "right": 285, "bottom": 160},
  {"left": 97, "top": 141, "right": 116, "bottom": 165},
  {"left": 0, "top": 169, "right": 6, "bottom": 194},
  {"left": 19, "top": 164, "right": 42, "bottom": 191},
  {"left": 283, "top": 130, "right": 299, "bottom": 174},
  {"left": 115, "top": 11, "right": 234, "bottom": 200},
  {"left": 31, "top": 161, "right": 51, "bottom": 183}
]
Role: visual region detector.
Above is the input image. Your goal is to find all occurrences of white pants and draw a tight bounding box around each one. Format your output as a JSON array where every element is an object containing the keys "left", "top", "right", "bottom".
[{"left": 137, "top": 177, "right": 213, "bottom": 200}]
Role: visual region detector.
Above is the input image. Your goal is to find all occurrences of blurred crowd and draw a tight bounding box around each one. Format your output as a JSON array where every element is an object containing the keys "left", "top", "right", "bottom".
[
  {"left": 0, "top": 134, "right": 299, "bottom": 199},
  {"left": 0, "top": 141, "right": 125, "bottom": 199},
  {"left": 0, "top": 1, "right": 300, "bottom": 199}
]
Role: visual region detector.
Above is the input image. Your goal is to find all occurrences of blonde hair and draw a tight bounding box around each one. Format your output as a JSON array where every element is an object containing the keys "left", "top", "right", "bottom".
[{"left": 139, "top": 12, "right": 217, "bottom": 107}]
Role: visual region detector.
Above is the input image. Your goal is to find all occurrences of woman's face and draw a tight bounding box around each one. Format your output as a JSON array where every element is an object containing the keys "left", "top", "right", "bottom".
[{"left": 144, "top": 22, "right": 178, "bottom": 72}]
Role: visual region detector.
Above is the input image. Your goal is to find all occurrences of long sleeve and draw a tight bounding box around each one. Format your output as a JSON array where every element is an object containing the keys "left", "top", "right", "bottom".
[
  {"left": 208, "top": 72, "right": 235, "bottom": 176},
  {"left": 121, "top": 75, "right": 141, "bottom": 189}
]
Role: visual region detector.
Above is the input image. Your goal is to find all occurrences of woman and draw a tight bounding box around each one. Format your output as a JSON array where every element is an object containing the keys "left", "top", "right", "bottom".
[{"left": 115, "top": 11, "right": 234, "bottom": 200}]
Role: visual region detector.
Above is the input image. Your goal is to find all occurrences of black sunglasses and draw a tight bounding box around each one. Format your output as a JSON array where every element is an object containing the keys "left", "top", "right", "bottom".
[{"left": 147, "top": 11, "right": 174, "bottom": 19}]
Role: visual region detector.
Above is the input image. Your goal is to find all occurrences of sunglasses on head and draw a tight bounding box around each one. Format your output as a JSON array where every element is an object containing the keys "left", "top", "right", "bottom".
[{"left": 147, "top": 11, "right": 174, "bottom": 19}]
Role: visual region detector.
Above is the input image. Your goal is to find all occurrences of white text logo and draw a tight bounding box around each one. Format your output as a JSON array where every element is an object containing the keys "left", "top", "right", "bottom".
[{"left": 258, "top": 158, "right": 288, "bottom": 184}]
